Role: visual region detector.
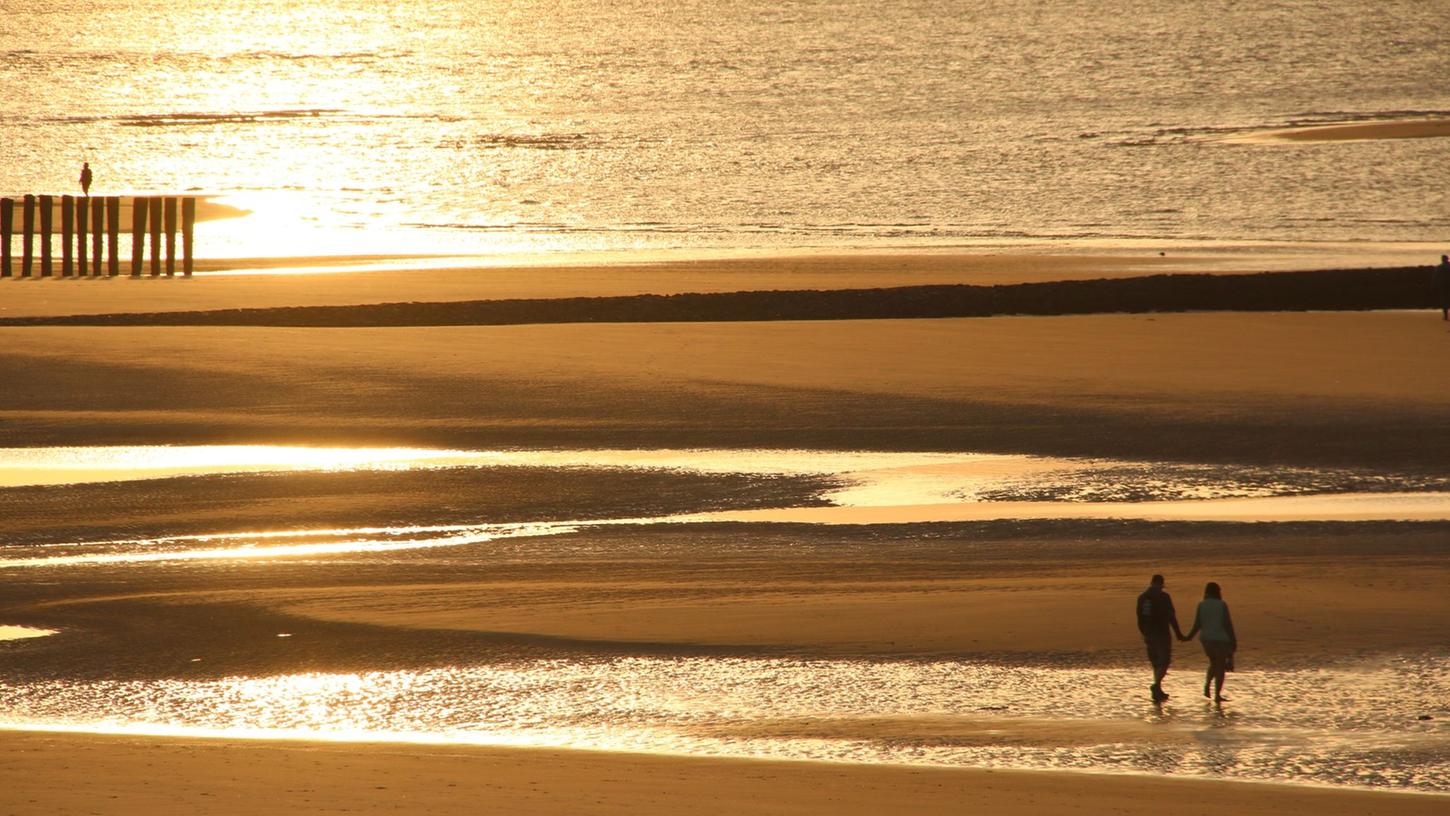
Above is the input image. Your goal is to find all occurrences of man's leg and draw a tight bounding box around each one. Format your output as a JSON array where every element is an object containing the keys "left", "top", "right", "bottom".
[{"left": 1147, "top": 638, "right": 1170, "bottom": 700}]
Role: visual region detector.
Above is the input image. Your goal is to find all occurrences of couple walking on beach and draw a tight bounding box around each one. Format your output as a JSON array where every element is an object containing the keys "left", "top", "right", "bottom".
[{"left": 1137, "top": 574, "right": 1236, "bottom": 703}]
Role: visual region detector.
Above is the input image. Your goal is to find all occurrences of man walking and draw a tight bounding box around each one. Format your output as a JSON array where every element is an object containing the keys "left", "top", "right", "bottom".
[
  {"left": 79, "top": 162, "right": 92, "bottom": 197},
  {"left": 1136, "top": 574, "right": 1185, "bottom": 702}
]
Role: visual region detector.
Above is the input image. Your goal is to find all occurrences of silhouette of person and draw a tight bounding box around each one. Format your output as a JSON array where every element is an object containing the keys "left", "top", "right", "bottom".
[
  {"left": 1182, "top": 581, "right": 1237, "bottom": 703},
  {"left": 1434, "top": 255, "right": 1450, "bottom": 322},
  {"left": 1136, "top": 574, "right": 1185, "bottom": 702},
  {"left": 79, "top": 162, "right": 93, "bottom": 197}
]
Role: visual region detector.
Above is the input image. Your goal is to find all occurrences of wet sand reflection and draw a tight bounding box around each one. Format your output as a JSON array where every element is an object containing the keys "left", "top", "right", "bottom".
[{"left": 0, "top": 654, "right": 1444, "bottom": 790}]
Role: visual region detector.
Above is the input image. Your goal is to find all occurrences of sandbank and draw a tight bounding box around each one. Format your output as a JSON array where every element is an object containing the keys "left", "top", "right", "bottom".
[
  {"left": 1, "top": 310, "right": 1446, "bottom": 466},
  {"left": 0, "top": 252, "right": 1185, "bottom": 318},
  {"left": 0, "top": 247, "right": 1439, "bottom": 319},
  {"left": 1242, "top": 119, "right": 1450, "bottom": 143}
]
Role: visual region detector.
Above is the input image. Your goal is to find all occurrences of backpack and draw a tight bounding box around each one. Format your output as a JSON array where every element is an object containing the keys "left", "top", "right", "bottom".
[{"left": 1136, "top": 589, "right": 1159, "bottom": 634}]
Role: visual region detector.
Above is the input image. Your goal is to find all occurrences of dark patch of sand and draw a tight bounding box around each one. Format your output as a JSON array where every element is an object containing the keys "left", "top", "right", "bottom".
[{"left": 0, "top": 267, "right": 1439, "bottom": 327}]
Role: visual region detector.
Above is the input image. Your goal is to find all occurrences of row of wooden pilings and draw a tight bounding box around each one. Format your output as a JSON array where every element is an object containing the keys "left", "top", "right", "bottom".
[{"left": 0, "top": 195, "right": 196, "bottom": 279}]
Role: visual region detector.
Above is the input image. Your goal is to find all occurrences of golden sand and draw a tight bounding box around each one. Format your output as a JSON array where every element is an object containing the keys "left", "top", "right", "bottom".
[{"left": 3, "top": 252, "right": 1448, "bottom": 813}]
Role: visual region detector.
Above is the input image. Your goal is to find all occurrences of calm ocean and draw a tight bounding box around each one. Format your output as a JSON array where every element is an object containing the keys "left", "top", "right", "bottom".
[{"left": 2, "top": 0, "right": 1448, "bottom": 258}]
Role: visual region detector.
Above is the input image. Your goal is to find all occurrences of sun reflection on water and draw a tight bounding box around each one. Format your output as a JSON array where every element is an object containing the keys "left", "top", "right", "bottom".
[
  {"left": 0, "top": 655, "right": 1445, "bottom": 791},
  {"left": 0, "top": 522, "right": 575, "bottom": 568},
  {"left": 0, "top": 626, "right": 56, "bottom": 642},
  {"left": 7, "top": 446, "right": 1450, "bottom": 521},
  {"left": 0, "top": 445, "right": 501, "bottom": 488},
  {"left": 5, "top": 445, "right": 1450, "bottom": 570}
]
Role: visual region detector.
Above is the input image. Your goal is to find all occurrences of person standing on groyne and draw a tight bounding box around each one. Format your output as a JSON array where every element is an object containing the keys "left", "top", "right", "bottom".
[
  {"left": 79, "top": 162, "right": 92, "bottom": 197},
  {"left": 1435, "top": 255, "right": 1450, "bottom": 321}
]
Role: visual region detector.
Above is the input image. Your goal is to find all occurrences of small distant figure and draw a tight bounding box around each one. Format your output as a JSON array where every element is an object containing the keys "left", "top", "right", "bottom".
[
  {"left": 1136, "top": 573, "right": 1185, "bottom": 703},
  {"left": 1181, "top": 581, "right": 1237, "bottom": 703},
  {"left": 1434, "top": 254, "right": 1450, "bottom": 322},
  {"left": 79, "top": 162, "right": 93, "bottom": 197}
]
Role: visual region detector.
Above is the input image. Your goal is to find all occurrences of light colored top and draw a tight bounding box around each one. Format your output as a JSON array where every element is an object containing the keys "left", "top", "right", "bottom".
[{"left": 1194, "top": 598, "right": 1234, "bottom": 643}]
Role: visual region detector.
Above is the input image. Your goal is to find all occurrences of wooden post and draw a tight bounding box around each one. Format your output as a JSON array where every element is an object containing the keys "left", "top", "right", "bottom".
[
  {"left": 75, "top": 196, "right": 88, "bottom": 275},
  {"left": 182, "top": 197, "right": 196, "bottom": 277},
  {"left": 130, "top": 196, "right": 146, "bottom": 277},
  {"left": 21, "top": 194, "right": 34, "bottom": 277},
  {"left": 0, "top": 198, "right": 11, "bottom": 278},
  {"left": 148, "top": 197, "right": 162, "bottom": 277},
  {"left": 163, "top": 197, "right": 177, "bottom": 277},
  {"left": 61, "top": 195, "right": 74, "bottom": 277},
  {"left": 91, "top": 197, "right": 104, "bottom": 277},
  {"left": 39, "top": 194, "right": 53, "bottom": 277},
  {"left": 106, "top": 197, "right": 119, "bottom": 277}
]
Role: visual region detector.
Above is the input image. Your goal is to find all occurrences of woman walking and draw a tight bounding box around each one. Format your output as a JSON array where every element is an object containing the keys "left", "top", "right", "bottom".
[{"left": 1182, "top": 581, "right": 1237, "bottom": 702}]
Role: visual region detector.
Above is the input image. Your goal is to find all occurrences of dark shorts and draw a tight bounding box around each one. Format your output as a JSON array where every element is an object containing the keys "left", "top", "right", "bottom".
[
  {"left": 1144, "top": 634, "right": 1172, "bottom": 670},
  {"left": 1202, "top": 639, "right": 1234, "bottom": 663}
]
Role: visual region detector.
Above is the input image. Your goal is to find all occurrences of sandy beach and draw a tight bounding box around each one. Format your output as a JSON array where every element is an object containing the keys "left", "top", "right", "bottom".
[
  {"left": 1, "top": 305, "right": 1447, "bottom": 466},
  {"left": 7, "top": 0, "right": 1449, "bottom": 808},
  {"left": 2, "top": 251, "right": 1448, "bottom": 812},
  {"left": 3, "top": 730, "right": 1445, "bottom": 816}
]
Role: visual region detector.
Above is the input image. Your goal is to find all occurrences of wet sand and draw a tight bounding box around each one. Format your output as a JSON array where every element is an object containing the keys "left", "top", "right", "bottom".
[
  {"left": 2, "top": 252, "right": 1448, "bottom": 811},
  {"left": 6, "top": 730, "right": 1443, "bottom": 816},
  {"left": 103, "top": 525, "right": 1450, "bottom": 663},
  {"left": 4, "top": 509, "right": 1447, "bottom": 800},
  {"left": 6, "top": 515, "right": 1446, "bottom": 672}
]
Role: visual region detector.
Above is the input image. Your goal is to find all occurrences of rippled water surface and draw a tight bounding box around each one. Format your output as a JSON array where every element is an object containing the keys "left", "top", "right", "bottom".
[
  {"left": 2, "top": 654, "right": 1446, "bottom": 791},
  {"left": 0, "top": 522, "right": 574, "bottom": 568},
  {"left": 2, "top": 0, "right": 1447, "bottom": 257},
  {"left": 4, "top": 445, "right": 1450, "bottom": 568},
  {"left": 5, "top": 445, "right": 1450, "bottom": 569}
]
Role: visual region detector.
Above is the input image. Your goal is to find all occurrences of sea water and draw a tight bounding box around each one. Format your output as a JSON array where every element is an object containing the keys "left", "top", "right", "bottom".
[
  {"left": 3, "top": 445, "right": 1450, "bottom": 566},
  {"left": 2, "top": 0, "right": 1447, "bottom": 258},
  {"left": 2, "top": 655, "right": 1447, "bottom": 791}
]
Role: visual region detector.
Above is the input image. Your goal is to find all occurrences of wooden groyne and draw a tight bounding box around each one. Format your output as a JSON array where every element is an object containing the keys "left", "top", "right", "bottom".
[{"left": 0, "top": 195, "right": 195, "bottom": 279}]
